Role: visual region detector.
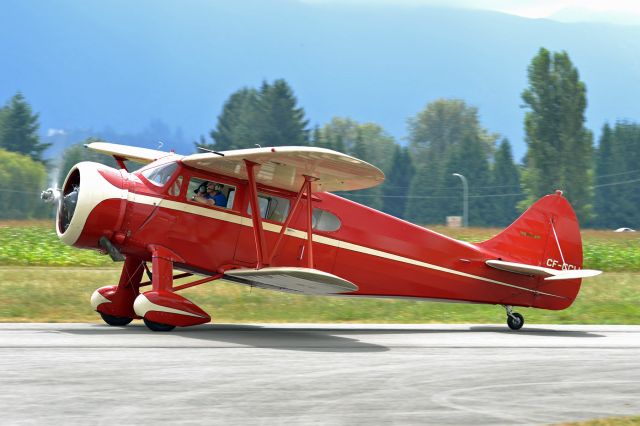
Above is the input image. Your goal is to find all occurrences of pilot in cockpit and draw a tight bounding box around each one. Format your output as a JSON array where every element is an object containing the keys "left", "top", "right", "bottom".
[{"left": 194, "top": 181, "right": 227, "bottom": 207}]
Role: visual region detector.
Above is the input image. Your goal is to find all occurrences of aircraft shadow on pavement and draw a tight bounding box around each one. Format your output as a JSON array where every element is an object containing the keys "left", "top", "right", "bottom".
[
  {"left": 64, "top": 324, "right": 391, "bottom": 353},
  {"left": 61, "top": 323, "right": 604, "bottom": 353},
  {"left": 468, "top": 325, "right": 604, "bottom": 338}
]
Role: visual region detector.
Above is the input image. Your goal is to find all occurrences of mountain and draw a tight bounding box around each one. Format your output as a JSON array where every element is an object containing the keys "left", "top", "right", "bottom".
[{"left": 1, "top": 0, "right": 639, "bottom": 160}]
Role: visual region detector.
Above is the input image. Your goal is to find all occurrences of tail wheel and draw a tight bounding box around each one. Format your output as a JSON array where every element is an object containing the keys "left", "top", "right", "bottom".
[
  {"left": 100, "top": 312, "right": 133, "bottom": 327},
  {"left": 507, "top": 312, "right": 525, "bottom": 330},
  {"left": 143, "top": 318, "right": 176, "bottom": 332}
]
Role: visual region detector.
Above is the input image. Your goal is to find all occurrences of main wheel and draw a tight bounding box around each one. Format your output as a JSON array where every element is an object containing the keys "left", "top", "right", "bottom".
[
  {"left": 100, "top": 312, "right": 133, "bottom": 327},
  {"left": 507, "top": 312, "right": 525, "bottom": 330},
  {"left": 143, "top": 318, "right": 176, "bottom": 332}
]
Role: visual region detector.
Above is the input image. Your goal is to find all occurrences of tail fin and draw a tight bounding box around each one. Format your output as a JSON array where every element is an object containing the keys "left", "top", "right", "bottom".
[
  {"left": 478, "top": 191, "right": 582, "bottom": 268},
  {"left": 477, "top": 191, "right": 585, "bottom": 309}
]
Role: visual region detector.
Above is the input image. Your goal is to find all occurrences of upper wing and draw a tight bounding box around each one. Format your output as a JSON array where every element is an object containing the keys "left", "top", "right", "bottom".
[
  {"left": 222, "top": 267, "right": 358, "bottom": 294},
  {"left": 485, "top": 259, "right": 602, "bottom": 281},
  {"left": 182, "top": 146, "right": 385, "bottom": 192},
  {"left": 85, "top": 142, "right": 178, "bottom": 164}
]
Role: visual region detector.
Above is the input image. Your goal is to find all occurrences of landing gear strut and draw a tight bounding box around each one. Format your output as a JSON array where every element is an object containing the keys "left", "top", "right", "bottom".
[{"left": 504, "top": 305, "right": 524, "bottom": 330}]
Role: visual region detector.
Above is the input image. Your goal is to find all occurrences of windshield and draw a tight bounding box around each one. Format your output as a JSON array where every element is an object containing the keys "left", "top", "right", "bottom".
[{"left": 141, "top": 162, "right": 179, "bottom": 187}]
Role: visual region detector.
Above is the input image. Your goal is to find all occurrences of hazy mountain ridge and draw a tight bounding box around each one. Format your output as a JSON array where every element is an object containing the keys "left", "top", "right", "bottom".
[{"left": 1, "top": 0, "right": 639, "bottom": 160}]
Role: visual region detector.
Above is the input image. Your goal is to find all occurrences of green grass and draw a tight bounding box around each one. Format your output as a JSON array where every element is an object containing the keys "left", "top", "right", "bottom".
[
  {"left": 0, "top": 222, "right": 112, "bottom": 267},
  {"left": 1, "top": 267, "right": 638, "bottom": 323}
]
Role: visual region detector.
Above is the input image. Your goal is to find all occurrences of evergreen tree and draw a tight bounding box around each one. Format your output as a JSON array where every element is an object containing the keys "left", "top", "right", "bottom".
[
  {"left": 490, "top": 139, "right": 522, "bottom": 226},
  {"left": 310, "top": 125, "right": 324, "bottom": 148},
  {"left": 0, "top": 93, "right": 51, "bottom": 162},
  {"left": 207, "top": 87, "right": 260, "bottom": 151},
  {"left": 405, "top": 152, "right": 447, "bottom": 224},
  {"left": 444, "top": 132, "right": 492, "bottom": 226},
  {"left": 258, "top": 79, "right": 309, "bottom": 147},
  {"left": 520, "top": 48, "right": 593, "bottom": 222},
  {"left": 382, "top": 146, "right": 414, "bottom": 219},
  {"left": 594, "top": 122, "right": 640, "bottom": 229},
  {"left": 593, "top": 124, "right": 615, "bottom": 228},
  {"left": 203, "top": 80, "right": 309, "bottom": 151}
]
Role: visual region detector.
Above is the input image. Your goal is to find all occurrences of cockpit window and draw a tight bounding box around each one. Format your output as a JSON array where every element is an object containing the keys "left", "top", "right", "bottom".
[
  {"left": 248, "top": 193, "right": 290, "bottom": 222},
  {"left": 187, "top": 177, "right": 235, "bottom": 209},
  {"left": 312, "top": 208, "right": 341, "bottom": 232},
  {"left": 141, "top": 162, "right": 179, "bottom": 187}
]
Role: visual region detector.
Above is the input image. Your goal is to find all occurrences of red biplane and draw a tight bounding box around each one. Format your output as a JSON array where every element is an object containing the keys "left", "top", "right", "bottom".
[{"left": 42, "top": 142, "right": 601, "bottom": 331}]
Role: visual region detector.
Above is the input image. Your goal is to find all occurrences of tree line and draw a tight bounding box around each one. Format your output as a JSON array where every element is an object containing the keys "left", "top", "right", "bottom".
[{"left": 1, "top": 48, "right": 639, "bottom": 228}]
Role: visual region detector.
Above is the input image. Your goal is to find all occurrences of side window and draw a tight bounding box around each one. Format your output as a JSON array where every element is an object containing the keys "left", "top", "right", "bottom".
[
  {"left": 312, "top": 208, "right": 341, "bottom": 232},
  {"left": 248, "top": 193, "right": 290, "bottom": 222},
  {"left": 141, "top": 162, "right": 179, "bottom": 187},
  {"left": 187, "top": 177, "right": 235, "bottom": 209},
  {"left": 168, "top": 176, "right": 183, "bottom": 196}
]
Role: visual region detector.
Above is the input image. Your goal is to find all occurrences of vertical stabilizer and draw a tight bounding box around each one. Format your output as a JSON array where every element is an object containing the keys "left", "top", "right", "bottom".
[{"left": 477, "top": 191, "right": 584, "bottom": 309}]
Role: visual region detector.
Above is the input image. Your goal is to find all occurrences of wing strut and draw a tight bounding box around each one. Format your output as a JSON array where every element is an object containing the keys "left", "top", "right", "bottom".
[
  {"left": 267, "top": 174, "right": 317, "bottom": 266},
  {"left": 244, "top": 160, "right": 269, "bottom": 268},
  {"left": 303, "top": 176, "right": 317, "bottom": 268},
  {"left": 245, "top": 159, "right": 319, "bottom": 270}
]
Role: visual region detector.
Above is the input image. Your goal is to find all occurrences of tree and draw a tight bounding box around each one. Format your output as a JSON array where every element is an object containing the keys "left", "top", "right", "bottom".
[
  {"left": 520, "top": 48, "right": 593, "bottom": 222},
  {"left": 444, "top": 131, "right": 492, "bottom": 226},
  {"left": 313, "top": 117, "right": 397, "bottom": 210},
  {"left": 0, "top": 93, "right": 51, "bottom": 163},
  {"left": 593, "top": 122, "right": 640, "bottom": 229},
  {"left": 490, "top": 139, "right": 522, "bottom": 226},
  {"left": 408, "top": 98, "right": 497, "bottom": 167},
  {"left": 0, "top": 149, "right": 48, "bottom": 219},
  {"left": 207, "top": 88, "right": 260, "bottom": 151},
  {"left": 58, "top": 138, "right": 119, "bottom": 187},
  {"left": 405, "top": 99, "right": 498, "bottom": 224},
  {"left": 382, "top": 145, "right": 414, "bottom": 219},
  {"left": 257, "top": 79, "right": 309, "bottom": 147},
  {"left": 202, "top": 80, "right": 309, "bottom": 151},
  {"left": 593, "top": 124, "right": 615, "bottom": 228}
]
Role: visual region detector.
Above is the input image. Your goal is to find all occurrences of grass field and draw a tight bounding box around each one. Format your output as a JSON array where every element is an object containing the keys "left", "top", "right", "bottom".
[
  {"left": 1, "top": 266, "right": 638, "bottom": 323},
  {"left": 1, "top": 220, "right": 638, "bottom": 323}
]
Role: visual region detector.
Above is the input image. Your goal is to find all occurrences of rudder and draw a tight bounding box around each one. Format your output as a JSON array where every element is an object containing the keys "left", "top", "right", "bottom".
[{"left": 477, "top": 191, "right": 584, "bottom": 309}]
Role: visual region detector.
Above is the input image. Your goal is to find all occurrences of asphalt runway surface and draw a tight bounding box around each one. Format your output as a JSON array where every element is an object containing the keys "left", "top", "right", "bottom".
[{"left": 1, "top": 323, "right": 639, "bottom": 425}]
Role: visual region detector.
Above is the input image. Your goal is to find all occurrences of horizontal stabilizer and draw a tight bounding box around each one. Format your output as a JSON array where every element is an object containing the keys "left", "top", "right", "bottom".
[
  {"left": 543, "top": 269, "right": 602, "bottom": 281},
  {"left": 223, "top": 267, "right": 358, "bottom": 295},
  {"left": 485, "top": 260, "right": 601, "bottom": 281}
]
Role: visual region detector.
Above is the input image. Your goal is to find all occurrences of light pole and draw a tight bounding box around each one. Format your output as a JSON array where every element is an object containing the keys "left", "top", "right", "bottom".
[{"left": 452, "top": 173, "right": 468, "bottom": 227}]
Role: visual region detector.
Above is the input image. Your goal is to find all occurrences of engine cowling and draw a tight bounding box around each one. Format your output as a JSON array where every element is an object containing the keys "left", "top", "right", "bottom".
[{"left": 57, "top": 162, "right": 129, "bottom": 249}]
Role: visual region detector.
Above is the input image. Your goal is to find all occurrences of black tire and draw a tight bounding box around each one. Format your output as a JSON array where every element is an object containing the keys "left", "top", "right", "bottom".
[
  {"left": 507, "top": 312, "right": 525, "bottom": 330},
  {"left": 100, "top": 312, "right": 133, "bottom": 327},
  {"left": 143, "top": 318, "right": 176, "bottom": 332}
]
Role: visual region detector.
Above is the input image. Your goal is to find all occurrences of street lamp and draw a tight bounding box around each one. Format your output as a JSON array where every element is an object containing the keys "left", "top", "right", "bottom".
[{"left": 452, "top": 173, "right": 468, "bottom": 227}]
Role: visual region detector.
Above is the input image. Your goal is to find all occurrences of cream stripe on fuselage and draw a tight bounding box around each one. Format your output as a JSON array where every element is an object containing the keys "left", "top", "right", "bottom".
[{"left": 131, "top": 193, "right": 563, "bottom": 299}]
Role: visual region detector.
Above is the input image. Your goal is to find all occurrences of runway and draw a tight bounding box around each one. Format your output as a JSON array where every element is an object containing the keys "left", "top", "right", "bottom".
[{"left": 1, "top": 323, "right": 639, "bottom": 425}]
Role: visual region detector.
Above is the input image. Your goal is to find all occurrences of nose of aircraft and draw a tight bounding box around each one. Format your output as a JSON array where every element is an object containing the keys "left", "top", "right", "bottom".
[{"left": 57, "top": 162, "right": 128, "bottom": 248}]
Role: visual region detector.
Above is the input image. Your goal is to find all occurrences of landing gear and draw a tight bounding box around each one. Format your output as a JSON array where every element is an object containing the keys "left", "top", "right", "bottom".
[
  {"left": 100, "top": 312, "right": 133, "bottom": 327},
  {"left": 504, "top": 305, "right": 525, "bottom": 330},
  {"left": 143, "top": 318, "right": 176, "bottom": 332}
]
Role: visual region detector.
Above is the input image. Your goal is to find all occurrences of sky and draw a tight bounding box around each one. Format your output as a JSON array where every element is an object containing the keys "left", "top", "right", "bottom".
[
  {"left": 3, "top": 0, "right": 639, "bottom": 161},
  {"left": 305, "top": 0, "right": 640, "bottom": 25}
]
